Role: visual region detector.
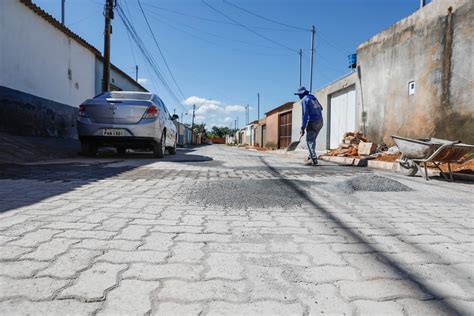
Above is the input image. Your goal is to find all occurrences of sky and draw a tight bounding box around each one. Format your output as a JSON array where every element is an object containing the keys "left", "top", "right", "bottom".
[{"left": 33, "top": 0, "right": 427, "bottom": 128}]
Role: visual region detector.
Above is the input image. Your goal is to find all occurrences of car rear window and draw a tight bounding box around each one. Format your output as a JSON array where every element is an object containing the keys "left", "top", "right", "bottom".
[{"left": 96, "top": 92, "right": 152, "bottom": 100}]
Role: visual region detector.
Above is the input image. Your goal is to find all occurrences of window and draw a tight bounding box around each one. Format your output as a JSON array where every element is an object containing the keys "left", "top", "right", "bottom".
[{"left": 408, "top": 81, "right": 416, "bottom": 95}]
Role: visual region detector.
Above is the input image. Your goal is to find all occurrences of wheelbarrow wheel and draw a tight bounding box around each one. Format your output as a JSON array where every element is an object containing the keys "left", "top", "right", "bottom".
[{"left": 399, "top": 158, "right": 418, "bottom": 177}]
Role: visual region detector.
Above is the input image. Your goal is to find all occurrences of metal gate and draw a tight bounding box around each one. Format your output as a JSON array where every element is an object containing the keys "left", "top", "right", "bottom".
[
  {"left": 329, "top": 86, "right": 356, "bottom": 149},
  {"left": 279, "top": 111, "right": 292, "bottom": 148}
]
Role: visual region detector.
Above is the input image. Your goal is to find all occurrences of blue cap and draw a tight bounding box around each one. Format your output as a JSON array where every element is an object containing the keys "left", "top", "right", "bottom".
[{"left": 294, "top": 86, "right": 309, "bottom": 95}]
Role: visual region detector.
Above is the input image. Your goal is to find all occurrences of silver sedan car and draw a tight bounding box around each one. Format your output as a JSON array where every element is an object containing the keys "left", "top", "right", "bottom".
[{"left": 77, "top": 91, "right": 178, "bottom": 158}]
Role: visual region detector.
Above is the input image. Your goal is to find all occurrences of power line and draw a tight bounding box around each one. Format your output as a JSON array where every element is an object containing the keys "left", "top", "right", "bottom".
[
  {"left": 141, "top": 3, "right": 303, "bottom": 32},
  {"left": 146, "top": 11, "right": 292, "bottom": 52},
  {"left": 201, "top": 0, "right": 299, "bottom": 54},
  {"left": 137, "top": 0, "right": 186, "bottom": 101},
  {"left": 222, "top": 0, "right": 308, "bottom": 32},
  {"left": 116, "top": 4, "right": 186, "bottom": 110}
]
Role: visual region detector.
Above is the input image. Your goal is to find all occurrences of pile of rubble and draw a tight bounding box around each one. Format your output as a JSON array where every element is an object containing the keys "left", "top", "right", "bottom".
[{"left": 327, "top": 131, "right": 377, "bottom": 157}]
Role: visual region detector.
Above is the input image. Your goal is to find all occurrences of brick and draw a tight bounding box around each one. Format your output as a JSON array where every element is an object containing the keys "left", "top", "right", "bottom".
[
  {"left": 0, "top": 260, "right": 50, "bottom": 278},
  {"left": 37, "top": 249, "right": 101, "bottom": 279},
  {"left": 59, "top": 262, "right": 127, "bottom": 301},
  {"left": 0, "top": 276, "right": 68, "bottom": 300},
  {"left": 269, "top": 241, "right": 299, "bottom": 253},
  {"left": 207, "top": 301, "right": 304, "bottom": 316},
  {"left": 208, "top": 242, "right": 266, "bottom": 253},
  {"left": 290, "top": 283, "right": 353, "bottom": 315},
  {"left": 175, "top": 233, "right": 232, "bottom": 243},
  {"left": 140, "top": 232, "right": 175, "bottom": 251},
  {"left": 8, "top": 229, "right": 59, "bottom": 247},
  {"left": 22, "top": 238, "right": 78, "bottom": 261},
  {"left": 205, "top": 253, "right": 243, "bottom": 280},
  {"left": 152, "top": 225, "right": 202, "bottom": 234},
  {"left": 99, "top": 279, "right": 159, "bottom": 315},
  {"left": 115, "top": 225, "right": 150, "bottom": 240},
  {"left": 97, "top": 250, "right": 168, "bottom": 264},
  {"left": 75, "top": 239, "right": 141, "bottom": 251},
  {"left": 0, "top": 245, "right": 34, "bottom": 260},
  {"left": 158, "top": 280, "right": 247, "bottom": 301},
  {"left": 398, "top": 298, "right": 459, "bottom": 315},
  {"left": 168, "top": 242, "right": 205, "bottom": 263},
  {"left": 286, "top": 265, "right": 359, "bottom": 283},
  {"left": 97, "top": 218, "right": 130, "bottom": 231},
  {"left": 300, "top": 244, "right": 347, "bottom": 266},
  {"left": 343, "top": 253, "right": 401, "bottom": 279},
  {"left": 124, "top": 263, "right": 203, "bottom": 281},
  {"left": 354, "top": 300, "right": 404, "bottom": 315},
  {"left": 339, "top": 279, "right": 431, "bottom": 301},
  {"left": 152, "top": 302, "right": 203, "bottom": 316},
  {"left": 56, "top": 230, "right": 116, "bottom": 240},
  {"left": 204, "top": 220, "right": 230, "bottom": 233},
  {"left": 0, "top": 299, "right": 100, "bottom": 315},
  {"left": 44, "top": 222, "right": 98, "bottom": 230}
]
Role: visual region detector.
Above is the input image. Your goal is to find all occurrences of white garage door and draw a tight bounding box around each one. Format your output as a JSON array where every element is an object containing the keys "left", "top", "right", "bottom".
[{"left": 329, "top": 87, "right": 356, "bottom": 149}]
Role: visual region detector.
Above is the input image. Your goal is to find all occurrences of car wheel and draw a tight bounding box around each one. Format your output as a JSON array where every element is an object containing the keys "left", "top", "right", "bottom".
[
  {"left": 168, "top": 141, "right": 177, "bottom": 155},
  {"left": 116, "top": 147, "right": 126, "bottom": 155},
  {"left": 80, "top": 141, "right": 97, "bottom": 157},
  {"left": 153, "top": 132, "right": 165, "bottom": 158}
]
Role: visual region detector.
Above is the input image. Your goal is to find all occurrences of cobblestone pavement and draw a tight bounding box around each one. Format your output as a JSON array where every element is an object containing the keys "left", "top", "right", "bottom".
[{"left": 0, "top": 145, "right": 473, "bottom": 315}]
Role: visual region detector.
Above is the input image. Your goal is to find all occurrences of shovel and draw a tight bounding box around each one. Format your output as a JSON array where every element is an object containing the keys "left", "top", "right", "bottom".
[{"left": 287, "top": 135, "right": 303, "bottom": 152}]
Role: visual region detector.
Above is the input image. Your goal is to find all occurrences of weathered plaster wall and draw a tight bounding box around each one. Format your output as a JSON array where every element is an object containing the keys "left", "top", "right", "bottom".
[
  {"left": 265, "top": 113, "right": 279, "bottom": 149},
  {"left": 357, "top": 0, "right": 473, "bottom": 145}
]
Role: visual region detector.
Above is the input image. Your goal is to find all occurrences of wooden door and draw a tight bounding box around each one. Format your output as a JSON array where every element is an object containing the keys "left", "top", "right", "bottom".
[{"left": 279, "top": 111, "right": 292, "bottom": 148}]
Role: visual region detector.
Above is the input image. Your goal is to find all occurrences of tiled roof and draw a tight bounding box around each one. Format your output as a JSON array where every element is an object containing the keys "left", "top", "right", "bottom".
[{"left": 19, "top": 0, "right": 147, "bottom": 92}]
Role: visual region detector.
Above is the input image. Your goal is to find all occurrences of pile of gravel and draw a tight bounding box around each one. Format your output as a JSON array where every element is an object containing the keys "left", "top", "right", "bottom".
[
  {"left": 335, "top": 174, "right": 412, "bottom": 194},
  {"left": 183, "top": 179, "right": 306, "bottom": 209}
]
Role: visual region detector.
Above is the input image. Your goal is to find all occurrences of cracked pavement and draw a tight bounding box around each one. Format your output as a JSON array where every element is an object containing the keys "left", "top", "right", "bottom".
[{"left": 0, "top": 145, "right": 473, "bottom": 315}]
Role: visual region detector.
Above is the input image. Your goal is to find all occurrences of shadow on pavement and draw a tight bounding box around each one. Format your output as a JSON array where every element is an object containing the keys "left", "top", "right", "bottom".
[
  {"left": 259, "top": 157, "right": 462, "bottom": 315},
  {"left": 0, "top": 147, "right": 212, "bottom": 215}
]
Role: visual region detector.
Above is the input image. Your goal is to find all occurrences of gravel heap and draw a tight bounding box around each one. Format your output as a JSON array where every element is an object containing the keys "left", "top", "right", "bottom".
[{"left": 335, "top": 174, "right": 412, "bottom": 194}]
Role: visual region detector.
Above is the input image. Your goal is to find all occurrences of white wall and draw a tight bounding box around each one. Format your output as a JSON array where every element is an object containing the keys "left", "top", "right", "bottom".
[{"left": 0, "top": 0, "right": 96, "bottom": 107}]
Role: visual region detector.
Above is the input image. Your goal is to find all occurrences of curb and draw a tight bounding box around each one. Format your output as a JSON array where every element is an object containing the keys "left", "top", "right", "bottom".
[{"left": 319, "top": 156, "right": 368, "bottom": 167}]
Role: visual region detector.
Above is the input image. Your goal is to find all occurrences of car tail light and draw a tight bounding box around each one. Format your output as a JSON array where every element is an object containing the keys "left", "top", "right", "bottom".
[
  {"left": 78, "top": 104, "right": 88, "bottom": 117},
  {"left": 143, "top": 106, "right": 159, "bottom": 119}
]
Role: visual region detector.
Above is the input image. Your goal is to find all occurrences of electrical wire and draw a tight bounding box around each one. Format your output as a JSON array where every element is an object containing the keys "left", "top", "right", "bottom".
[
  {"left": 145, "top": 11, "right": 296, "bottom": 54},
  {"left": 116, "top": 4, "right": 187, "bottom": 110},
  {"left": 222, "top": 0, "right": 308, "bottom": 32},
  {"left": 141, "top": 2, "right": 303, "bottom": 32},
  {"left": 137, "top": 0, "right": 186, "bottom": 101},
  {"left": 201, "top": 0, "right": 299, "bottom": 54}
]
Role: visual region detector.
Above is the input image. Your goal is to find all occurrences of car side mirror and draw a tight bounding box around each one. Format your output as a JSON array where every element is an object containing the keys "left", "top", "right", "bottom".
[{"left": 172, "top": 114, "right": 179, "bottom": 120}]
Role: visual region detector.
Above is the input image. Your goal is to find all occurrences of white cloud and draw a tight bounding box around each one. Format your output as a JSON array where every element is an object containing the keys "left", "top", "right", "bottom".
[
  {"left": 182, "top": 96, "right": 247, "bottom": 129},
  {"left": 137, "top": 78, "right": 149, "bottom": 84},
  {"left": 224, "top": 105, "right": 246, "bottom": 113}
]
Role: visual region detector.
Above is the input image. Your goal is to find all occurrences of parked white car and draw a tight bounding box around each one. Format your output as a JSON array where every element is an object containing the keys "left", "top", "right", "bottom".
[{"left": 77, "top": 91, "right": 178, "bottom": 158}]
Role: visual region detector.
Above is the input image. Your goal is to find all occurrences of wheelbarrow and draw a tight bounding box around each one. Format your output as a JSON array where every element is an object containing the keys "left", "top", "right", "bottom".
[{"left": 391, "top": 135, "right": 474, "bottom": 181}]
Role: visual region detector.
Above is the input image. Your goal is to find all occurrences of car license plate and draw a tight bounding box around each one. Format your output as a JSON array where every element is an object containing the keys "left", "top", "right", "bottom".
[{"left": 102, "top": 128, "right": 125, "bottom": 136}]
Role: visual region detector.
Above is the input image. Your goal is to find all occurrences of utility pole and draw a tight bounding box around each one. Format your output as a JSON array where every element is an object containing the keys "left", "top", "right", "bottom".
[
  {"left": 298, "top": 49, "right": 302, "bottom": 87},
  {"left": 234, "top": 119, "right": 237, "bottom": 130},
  {"left": 246, "top": 104, "right": 249, "bottom": 125},
  {"left": 61, "top": 0, "right": 65, "bottom": 25},
  {"left": 309, "top": 25, "right": 315, "bottom": 92},
  {"left": 257, "top": 93, "right": 260, "bottom": 120},
  {"left": 191, "top": 104, "right": 196, "bottom": 144},
  {"left": 180, "top": 113, "right": 183, "bottom": 123},
  {"left": 102, "top": 0, "right": 115, "bottom": 93},
  {"left": 135, "top": 65, "right": 138, "bottom": 82},
  {"left": 173, "top": 108, "right": 176, "bottom": 115}
]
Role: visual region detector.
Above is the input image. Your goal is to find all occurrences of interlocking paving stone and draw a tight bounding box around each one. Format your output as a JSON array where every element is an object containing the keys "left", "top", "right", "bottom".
[{"left": 0, "top": 145, "right": 472, "bottom": 314}]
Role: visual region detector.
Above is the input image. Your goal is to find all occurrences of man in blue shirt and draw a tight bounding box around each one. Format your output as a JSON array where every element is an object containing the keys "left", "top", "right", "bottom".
[{"left": 294, "top": 87, "right": 324, "bottom": 166}]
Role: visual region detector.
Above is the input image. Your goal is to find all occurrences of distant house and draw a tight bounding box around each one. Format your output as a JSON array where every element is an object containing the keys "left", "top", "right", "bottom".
[
  {"left": 253, "top": 118, "right": 266, "bottom": 148},
  {"left": 265, "top": 102, "right": 293, "bottom": 149},
  {"left": 0, "top": 0, "right": 147, "bottom": 138}
]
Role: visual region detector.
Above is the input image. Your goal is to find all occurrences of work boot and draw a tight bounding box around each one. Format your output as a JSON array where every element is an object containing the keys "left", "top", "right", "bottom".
[{"left": 304, "top": 158, "right": 315, "bottom": 166}]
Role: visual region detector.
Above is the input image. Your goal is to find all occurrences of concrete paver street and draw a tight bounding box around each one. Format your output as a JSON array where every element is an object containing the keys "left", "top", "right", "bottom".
[{"left": 0, "top": 145, "right": 473, "bottom": 315}]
